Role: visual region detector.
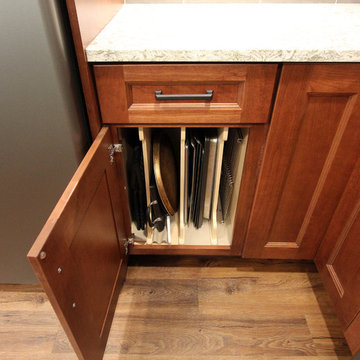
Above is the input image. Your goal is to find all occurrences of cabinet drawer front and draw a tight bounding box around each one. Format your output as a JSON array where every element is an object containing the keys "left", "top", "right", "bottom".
[{"left": 93, "top": 64, "right": 277, "bottom": 125}]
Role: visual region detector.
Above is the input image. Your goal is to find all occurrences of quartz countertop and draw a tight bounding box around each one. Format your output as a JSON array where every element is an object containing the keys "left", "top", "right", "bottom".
[{"left": 86, "top": 4, "right": 360, "bottom": 62}]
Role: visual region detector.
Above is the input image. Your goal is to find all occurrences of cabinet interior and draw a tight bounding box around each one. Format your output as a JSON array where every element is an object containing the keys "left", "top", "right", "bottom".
[{"left": 120, "top": 127, "right": 249, "bottom": 247}]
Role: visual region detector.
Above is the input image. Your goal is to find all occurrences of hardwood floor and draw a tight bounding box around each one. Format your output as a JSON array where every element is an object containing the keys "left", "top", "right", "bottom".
[{"left": 0, "top": 257, "right": 352, "bottom": 360}]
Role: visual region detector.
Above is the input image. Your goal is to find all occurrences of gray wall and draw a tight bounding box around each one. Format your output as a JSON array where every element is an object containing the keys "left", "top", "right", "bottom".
[{"left": 0, "top": 1, "right": 90, "bottom": 283}]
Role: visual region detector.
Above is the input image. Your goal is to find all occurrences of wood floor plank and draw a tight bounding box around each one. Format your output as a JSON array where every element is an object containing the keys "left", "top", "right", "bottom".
[
  {"left": 0, "top": 354, "right": 77, "bottom": 360},
  {"left": 0, "top": 290, "right": 53, "bottom": 312},
  {"left": 127, "top": 266, "right": 318, "bottom": 280},
  {"left": 0, "top": 329, "right": 56, "bottom": 353},
  {"left": 198, "top": 277, "right": 326, "bottom": 319},
  {"left": 0, "top": 354, "right": 350, "bottom": 360},
  {"left": 0, "top": 258, "right": 351, "bottom": 360},
  {"left": 265, "top": 357, "right": 351, "bottom": 360},
  {"left": 128, "top": 256, "right": 317, "bottom": 273},
  {"left": 54, "top": 317, "right": 316, "bottom": 356},
  {"left": 0, "top": 310, "right": 57, "bottom": 327},
  {"left": 116, "top": 279, "right": 198, "bottom": 306},
  {"left": 306, "top": 313, "right": 345, "bottom": 339}
]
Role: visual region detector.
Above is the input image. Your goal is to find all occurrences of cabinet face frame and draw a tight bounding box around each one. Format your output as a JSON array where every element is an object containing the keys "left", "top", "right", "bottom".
[
  {"left": 28, "top": 128, "right": 129, "bottom": 360},
  {"left": 315, "top": 154, "right": 360, "bottom": 347},
  {"left": 114, "top": 124, "right": 268, "bottom": 256},
  {"left": 65, "top": 0, "right": 124, "bottom": 138}
]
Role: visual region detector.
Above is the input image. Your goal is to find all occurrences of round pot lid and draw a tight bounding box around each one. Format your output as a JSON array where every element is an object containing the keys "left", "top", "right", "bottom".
[{"left": 153, "top": 133, "right": 178, "bottom": 216}]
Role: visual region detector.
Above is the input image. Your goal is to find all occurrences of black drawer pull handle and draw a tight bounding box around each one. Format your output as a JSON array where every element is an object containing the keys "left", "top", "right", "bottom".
[{"left": 155, "top": 90, "right": 213, "bottom": 101}]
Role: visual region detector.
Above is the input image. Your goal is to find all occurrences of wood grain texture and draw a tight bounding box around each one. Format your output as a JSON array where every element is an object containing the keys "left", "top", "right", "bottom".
[
  {"left": 345, "top": 313, "right": 360, "bottom": 355},
  {"left": 230, "top": 124, "right": 269, "bottom": 255},
  {"left": 110, "top": 126, "right": 133, "bottom": 240},
  {"left": 68, "top": 0, "right": 123, "bottom": 49},
  {"left": 65, "top": 0, "right": 123, "bottom": 138},
  {"left": 27, "top": 128, "right": 128, "bottom": 360},
  {"left": 129, "top": 245, "right": 231, "bottom": 255},
  {"left": 0, "top": 259, "right": 350, "bottom": 360},
  {"left": 315, "top": 155, "right": 360, "bottom": 352},
  {"left": 244, "top": 64, "right": 360, "bottom": 259},
  {"left": 93, "top": 64, "right": 278, "bottom": 125}
]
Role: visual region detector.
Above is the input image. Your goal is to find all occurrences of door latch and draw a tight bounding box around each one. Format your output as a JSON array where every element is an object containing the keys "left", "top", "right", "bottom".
[{"left": 108, "top": 144, "right": 122, "bottom": 164}]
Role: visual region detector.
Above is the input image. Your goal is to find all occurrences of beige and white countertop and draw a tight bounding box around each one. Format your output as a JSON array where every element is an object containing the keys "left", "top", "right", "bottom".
[{"left": 86, "top": 4, "right": 360, "bottom": 62}]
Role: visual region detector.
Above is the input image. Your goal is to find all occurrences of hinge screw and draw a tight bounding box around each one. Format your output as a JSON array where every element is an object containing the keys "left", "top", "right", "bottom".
[
  {"left": 39, "top": 251, "right": 46, "bottom": 260},
  {"left": 72, "top": 302, "right": 76, "bottom": 308},
  {"left": 57, "top": 267, "right": 62, "bottom": 274}
]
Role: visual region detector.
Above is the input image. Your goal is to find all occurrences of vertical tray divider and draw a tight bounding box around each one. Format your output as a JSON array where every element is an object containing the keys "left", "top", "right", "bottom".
[
  {"left": 139, "top": 128, "right": 153, "bottom": 244},
  {"left": 210, "top": 127, "right": 229, "bottom": 245},
  {"left": 179, "top": 127, "right": 186, "bottom": 245},
  {"left": 225, "top": 128, "right": 249, "bottom": 242}
]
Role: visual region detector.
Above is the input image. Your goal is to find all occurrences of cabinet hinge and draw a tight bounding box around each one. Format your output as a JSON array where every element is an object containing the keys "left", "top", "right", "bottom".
[
  {"left": 108, "top": 144, "right": 122, "bottom": 163},
  {"left": 124, "top": 234, "right": 147, "bottom": 255},
  {"left": 124, "top": 238, "right": 129, "bottom": 256}
]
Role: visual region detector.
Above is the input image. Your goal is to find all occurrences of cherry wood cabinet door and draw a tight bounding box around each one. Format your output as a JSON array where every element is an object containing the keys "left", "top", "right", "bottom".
[
  {"left": 315, "top": 156, "right": 360, "bottom": 353},
  {"left": 28, "top": 127, "right": 128, "bottom": 360},
  {"left": 345, "top": 312, "right": 360, "bottom": 355},
  {"left": 243, "top": 64, "right": 360, "bottom": 259}
]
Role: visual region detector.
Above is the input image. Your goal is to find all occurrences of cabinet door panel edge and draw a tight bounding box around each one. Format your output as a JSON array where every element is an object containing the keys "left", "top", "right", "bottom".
[{"left": 28, "top": 127, "right": 128, "bottom": 360}]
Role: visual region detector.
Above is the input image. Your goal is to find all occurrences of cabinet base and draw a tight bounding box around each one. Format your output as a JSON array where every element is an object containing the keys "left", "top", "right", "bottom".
[{"left": 129, "top": 245, "right": 231, "bottom": 256}]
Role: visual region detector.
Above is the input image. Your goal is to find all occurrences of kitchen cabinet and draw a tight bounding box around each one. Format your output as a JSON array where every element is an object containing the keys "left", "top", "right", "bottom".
[
  {"left": 27, "top": 1, "right": 360, "bottom": 359},
  {"left": 28, "top": 58, "right": 278, "bottom": 360},
  {"left": 315, "top": 153, "right": 360, "bottom": 354},
  {"left": 28, "top": 60, "right": 277, "bottom": 358},
  {"left": 243, "top": 64, "right": 360, "bottom": 260},
  {"left": 243, "top": 64, "right": 360, "bottom": 353},
  {"left": 27, "top": 61, "right": 360, "bottom": 358},
  {"left": 346, "top": 313, "right": 360, "bottom": 355}
]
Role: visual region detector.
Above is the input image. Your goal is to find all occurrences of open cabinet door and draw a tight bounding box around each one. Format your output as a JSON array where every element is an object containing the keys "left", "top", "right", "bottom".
[{"left": 28, "top": 127, "right": 128, "bottom": 360}]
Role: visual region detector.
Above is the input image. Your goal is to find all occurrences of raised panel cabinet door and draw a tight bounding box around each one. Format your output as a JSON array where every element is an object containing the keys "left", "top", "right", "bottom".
[
  {"left": 315, "top": 155, "right": 360, "bottom": 346},
  {"left": 243, "top": 64, "right": 360, "bottom": 259},
  {"left": 345, "top": 312, "right": 360, "bottom": 355},
  {"left": 27, "top": 127, "right": 129, "bottom": 360}
]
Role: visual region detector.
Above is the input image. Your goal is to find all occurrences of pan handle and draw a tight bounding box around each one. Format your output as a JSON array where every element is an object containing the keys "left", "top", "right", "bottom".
[{"left": 147, "top": 200, "right": 163, "bottom": 228}]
